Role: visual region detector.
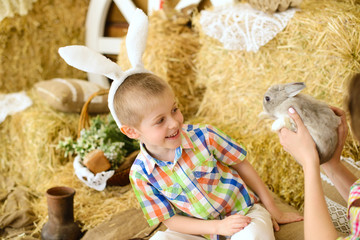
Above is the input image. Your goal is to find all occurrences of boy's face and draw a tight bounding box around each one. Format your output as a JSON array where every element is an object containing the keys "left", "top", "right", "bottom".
[{"left": 135, "top": 90, "right": 184, "bottom": 155}]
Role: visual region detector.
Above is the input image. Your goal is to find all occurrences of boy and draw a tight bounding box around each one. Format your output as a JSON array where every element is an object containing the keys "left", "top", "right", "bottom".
[
  {"left": 57, "top": 8, "right": 302, "bottom": 239},
  {"left": 116, "top": 72, "right": 303, "bottom": 240}
]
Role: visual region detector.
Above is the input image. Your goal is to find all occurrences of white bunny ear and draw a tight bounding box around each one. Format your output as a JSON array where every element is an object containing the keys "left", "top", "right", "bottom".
[
  {"left": 126, "top": 8, "right": 148, "bottom": 69},
  {"left": 58, "top": 45, "right": 124, "bottom": 81},
  {"left": 58, "top": 9, "right": 151, "bottom": 130}
]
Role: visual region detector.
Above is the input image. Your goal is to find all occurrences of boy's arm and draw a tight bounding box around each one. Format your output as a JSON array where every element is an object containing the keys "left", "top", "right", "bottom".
[
  {"left": 130, "top": 162, "right": 251, "bottom": 237},
  {"left": 205, "top": 124, "right": 302, "bottom": 227},
  {"left": 231, "top": 159, "right": 303, "bottom": 230},
  {"left": 163, "top": 213, "right": 251, "bottom": 236}
]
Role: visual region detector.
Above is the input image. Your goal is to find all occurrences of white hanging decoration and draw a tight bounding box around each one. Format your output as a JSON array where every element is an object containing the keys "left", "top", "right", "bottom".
[
  {"left": 199, "top": 3, "right": 298, "bottom": 52},
  {"left": 0, "top": 91, "right": 33, "bottom": 124}
]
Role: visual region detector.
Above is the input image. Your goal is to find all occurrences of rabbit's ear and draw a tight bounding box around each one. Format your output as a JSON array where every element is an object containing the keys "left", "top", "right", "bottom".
[
  {"left": 126, "top": 8, "right": 148, "bottom": 69},
  {"left": 284, "top": 82, "right": 306, "bottom": 97},
  {"left": 58, "top": 45, "right": 124, "bottom": 81}
]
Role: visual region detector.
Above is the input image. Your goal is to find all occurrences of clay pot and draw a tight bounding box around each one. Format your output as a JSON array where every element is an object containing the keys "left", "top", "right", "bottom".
[
  {"left": 107, "top": 150, "right": 139, "bottom": 186},
  {"left": 41, "top": 186, "right": 81, "bottom": 240}
]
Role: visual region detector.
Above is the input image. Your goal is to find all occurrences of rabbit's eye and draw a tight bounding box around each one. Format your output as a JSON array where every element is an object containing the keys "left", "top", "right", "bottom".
[{"left": 265, "top": 96, "right": 270, "bottom": 102}]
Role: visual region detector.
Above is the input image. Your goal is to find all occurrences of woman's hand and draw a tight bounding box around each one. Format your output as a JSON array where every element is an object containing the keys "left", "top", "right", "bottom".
[
  {"left": 278, "top": 107, "right": 319, "bottom": 169},
  {"left": 216, "top": 214, "right": 251, "bottom": 236},
  {"left": 322, "top": 106, "right": 348, "bottom": 169}
]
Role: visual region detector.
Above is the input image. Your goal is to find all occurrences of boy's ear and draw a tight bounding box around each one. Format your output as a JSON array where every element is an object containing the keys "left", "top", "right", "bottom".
[{"left": 120, "top": 125, "right": 140, "bottom": 139}]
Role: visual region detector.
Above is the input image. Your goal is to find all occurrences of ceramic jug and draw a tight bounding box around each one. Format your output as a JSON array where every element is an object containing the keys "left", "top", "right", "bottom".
[{"left": 41, "top": 186, "right": 81, "bottom": 240}]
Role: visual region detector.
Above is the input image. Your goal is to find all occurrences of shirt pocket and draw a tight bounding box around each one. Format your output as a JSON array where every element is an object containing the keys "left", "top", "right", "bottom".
[
  {"left": 193, "top": 159, "right": 220, "bottom": 193},
  {"left": 159, "top": 183, "right": 194, "bottom": 215},
  {"left": 160, "top": 182, "right": 184, "bottom": 200}
]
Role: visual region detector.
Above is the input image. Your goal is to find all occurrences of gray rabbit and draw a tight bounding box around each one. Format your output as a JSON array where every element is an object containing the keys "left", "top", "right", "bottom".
[{"left": 261, "top": 82, "right": 341, "bottom": 164}]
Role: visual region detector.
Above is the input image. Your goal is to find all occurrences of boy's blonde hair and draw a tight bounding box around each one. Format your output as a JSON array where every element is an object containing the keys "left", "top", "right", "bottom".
[
  {"left": 113, "top": 73, "right": 172, "bottom": 127},
  {"left": 348, "top": 73, "right": 360, "bottom": 140}
]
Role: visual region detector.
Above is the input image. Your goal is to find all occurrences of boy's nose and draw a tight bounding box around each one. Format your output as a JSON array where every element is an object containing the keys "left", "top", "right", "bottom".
[{"left": 168, "top": 116, "right": 179, "bottom": 128}]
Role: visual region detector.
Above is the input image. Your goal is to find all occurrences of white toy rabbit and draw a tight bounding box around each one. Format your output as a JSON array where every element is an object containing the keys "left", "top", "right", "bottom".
[{"left": 261, "top": 82, "right": 341, "bottom": 164}]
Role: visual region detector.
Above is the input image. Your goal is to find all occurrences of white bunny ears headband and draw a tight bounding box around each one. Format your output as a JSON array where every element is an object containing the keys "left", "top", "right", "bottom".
[{"left": 58, "top": 8, "right": 151, "bottom": 129}]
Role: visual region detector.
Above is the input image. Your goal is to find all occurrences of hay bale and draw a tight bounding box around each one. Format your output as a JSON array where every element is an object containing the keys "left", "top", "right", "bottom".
[
  {"left": 0, "top": 0, "right": 149, "bottom": 230},
  {"left": 193, "top": 0, "right": 360, "bottom": 210},
  {"left": 0, "top": 89, "right": 139, "bottom": 238},
  {"left": 0, "top": 90, "right": 79, "bottom": 185},
  {"left": 117, "top": 10, "right": 205, "bottom": 120},
  {"left": 0, "top": 0, "right": 89, "bottom": 94}
]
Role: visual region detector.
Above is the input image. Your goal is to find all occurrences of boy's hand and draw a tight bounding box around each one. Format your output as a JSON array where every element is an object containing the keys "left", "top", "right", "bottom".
[
  {"left": 217, "top": 214, "right": 252, "bottom": 236},
  {"left": 271, "top": 211, "right": 304, "bottom": 231}
]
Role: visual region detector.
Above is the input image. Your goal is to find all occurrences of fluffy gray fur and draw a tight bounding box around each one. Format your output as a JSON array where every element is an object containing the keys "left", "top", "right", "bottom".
[{"left": 262, "top": 82, "right": 341, "bottom": 164}]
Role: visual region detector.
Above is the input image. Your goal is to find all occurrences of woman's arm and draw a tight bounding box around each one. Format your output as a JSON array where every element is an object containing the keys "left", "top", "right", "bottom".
[
  {"left": 278, "top": 107, "right": 338, "bottom": 240},
  {"left": 232, "top": 159, "right": 303, "bottom": 231},
  {"left": 302, "top": 159, "right": 338, "bottom": 240},
  {"left": 321, "top": 106, "right": 357, "bottom": 201}
]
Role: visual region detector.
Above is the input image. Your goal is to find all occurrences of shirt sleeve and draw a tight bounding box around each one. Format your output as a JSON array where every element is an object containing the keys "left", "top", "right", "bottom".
[
  {"left": 336, "top": 178, "right": 360, "bottom": 240},
  {"left": 130, "top": 169, "right": 176, "bottom": 226},
  {"left": 206, "top": 125, "right": 247, "bottom": 166}
]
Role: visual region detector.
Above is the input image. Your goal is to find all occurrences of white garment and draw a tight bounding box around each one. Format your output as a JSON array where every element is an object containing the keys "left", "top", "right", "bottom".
[
  {"left": 0, "top": 91, "right": 33, "bottom": 123},
  {"left": 151, "top": 230, "right": 205, "bottom": 240},
  {"left": 231, "top": 204, "right": 275, "bottom": 240},
  {"left": 150, "top": 204, "right": 274, "bottom": 240},
  {"left": 200, "top": 3, "right": 297, "bottom": 52}
]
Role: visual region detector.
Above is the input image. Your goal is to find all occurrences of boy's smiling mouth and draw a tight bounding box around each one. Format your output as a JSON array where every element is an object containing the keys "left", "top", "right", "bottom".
[{"left": 166, "top": 130, "right": 179, "bottom": 139}]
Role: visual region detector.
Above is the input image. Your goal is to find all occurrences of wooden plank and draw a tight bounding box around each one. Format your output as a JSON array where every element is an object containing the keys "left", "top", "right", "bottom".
[{"left": 98, "top": 37, "right": 123, "bottom": 54}]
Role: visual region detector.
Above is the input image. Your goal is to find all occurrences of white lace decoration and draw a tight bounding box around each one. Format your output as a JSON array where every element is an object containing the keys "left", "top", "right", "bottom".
[
  {"left": 321, "top": 172, "right": 334, "bottom": 186},
  {"left": 73, "top": 155, "right": 114, "bottom": 191},
  {"left": 199, "top": 3, "right": 298, "bottom": 52},
  {"left": 325, "top": 196, "right": 350, "bottom": 234}
]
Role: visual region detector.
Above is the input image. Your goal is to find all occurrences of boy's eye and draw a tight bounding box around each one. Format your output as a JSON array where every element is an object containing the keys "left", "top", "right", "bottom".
[
  {"left": 156, "top": 118, "right": 164, "bottom": 124},
  {"left": 172, "top": 107, "right": 178, "bottom": 113}
]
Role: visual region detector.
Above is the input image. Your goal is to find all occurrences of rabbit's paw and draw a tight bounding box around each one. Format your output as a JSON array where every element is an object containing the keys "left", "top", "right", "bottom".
[{"left": 271, "top": 117, "right": 294, "bottom": 132}]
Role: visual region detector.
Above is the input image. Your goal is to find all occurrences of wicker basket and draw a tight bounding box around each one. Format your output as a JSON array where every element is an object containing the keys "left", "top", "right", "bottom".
[{"left": 78, "top": 89, "right": 138, "bottom": 187}]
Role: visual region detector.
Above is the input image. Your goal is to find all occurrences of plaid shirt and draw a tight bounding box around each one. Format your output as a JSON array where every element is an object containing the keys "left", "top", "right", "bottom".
[
  {"left": 130, "top": 124, "right": 257, "bottom": 239},
  {"left": 338, "top": 178, "right": 360, "bottom": 240}
]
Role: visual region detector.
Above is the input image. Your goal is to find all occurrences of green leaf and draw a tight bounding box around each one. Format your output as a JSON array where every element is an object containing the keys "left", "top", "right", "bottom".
[{"left": 57, "top": 114, "right": 139, "bottom": 169}]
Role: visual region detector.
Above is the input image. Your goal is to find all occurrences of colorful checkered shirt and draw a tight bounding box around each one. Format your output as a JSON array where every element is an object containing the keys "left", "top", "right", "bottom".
[
  {"left": 338, "top": 178, "right": 360, "bottom": 240},
  {"left": 130, "top": 124, "right": 257, "bottom": 239}
]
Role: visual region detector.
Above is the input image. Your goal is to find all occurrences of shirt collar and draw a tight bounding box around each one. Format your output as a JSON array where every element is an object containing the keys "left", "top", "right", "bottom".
[
  {"left": 140, "top": 125, "right": 195, "bottom": 174},
  {"left": 139, "top": 143, "right": 156, "bottom": 174},
  {"left": 180, "top": 126, "right": 194, "bottom": 149}
]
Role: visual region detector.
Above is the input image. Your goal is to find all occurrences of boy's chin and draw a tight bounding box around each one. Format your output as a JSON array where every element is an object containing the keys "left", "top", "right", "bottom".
[{"left": 165, "top": 141, "right": 182, "bottom": 150}]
